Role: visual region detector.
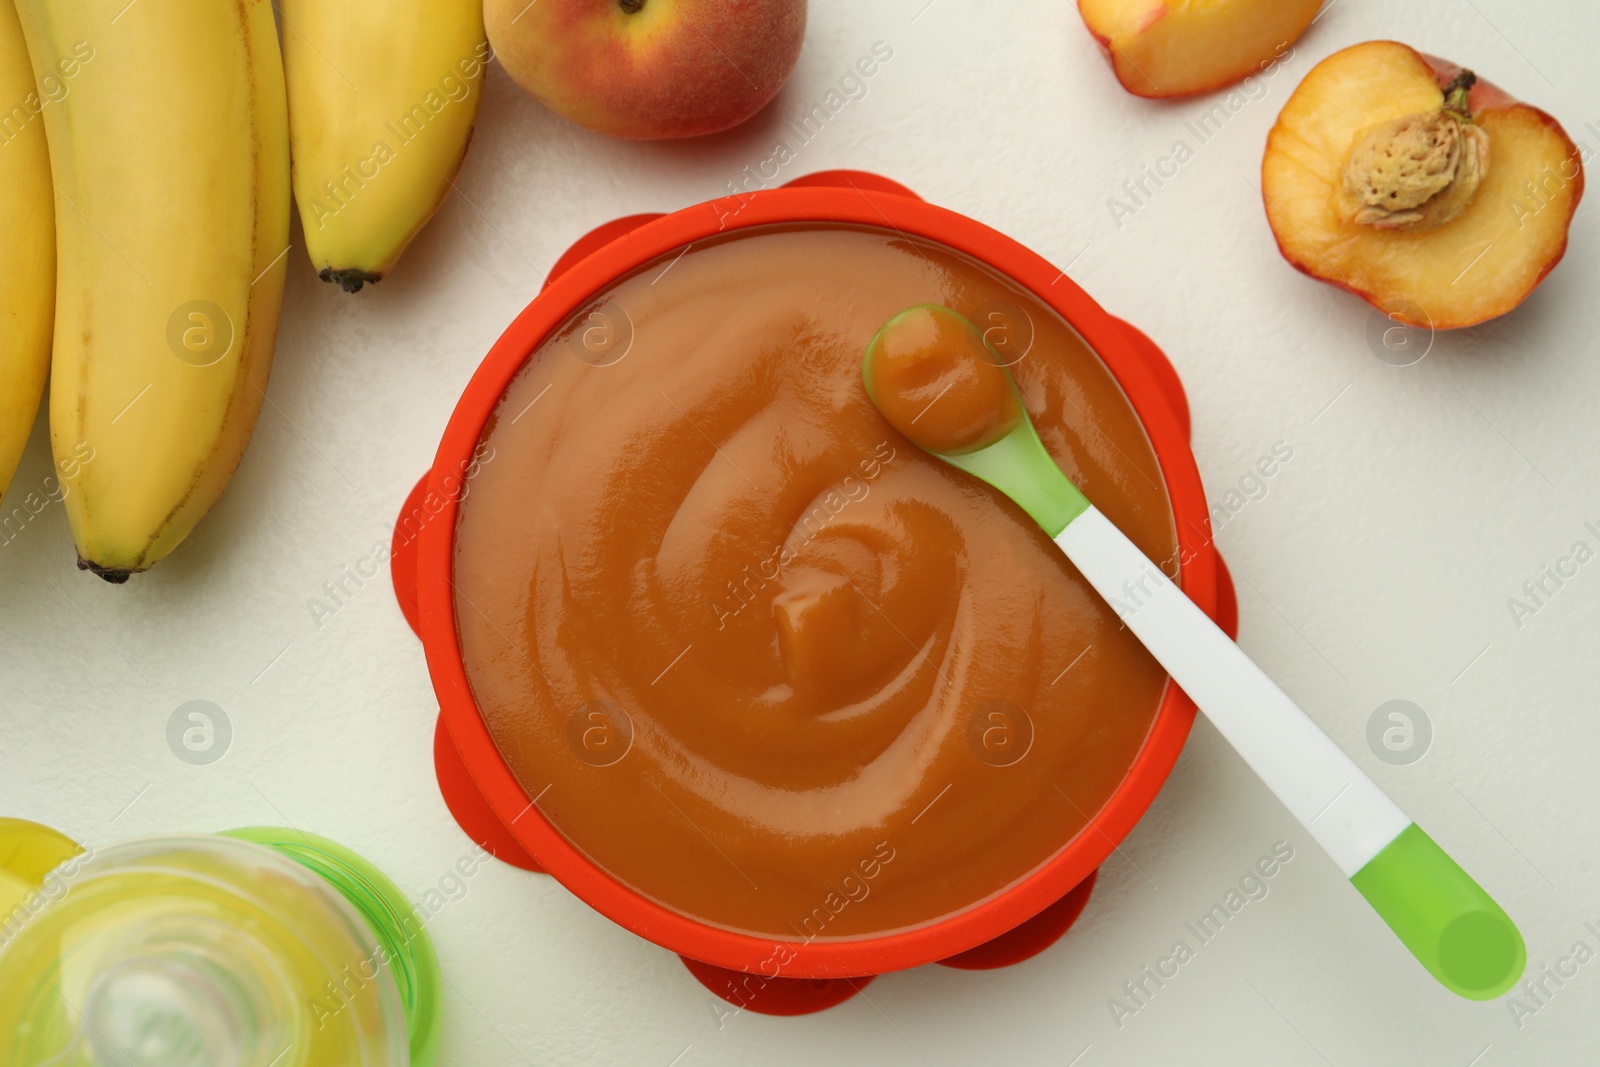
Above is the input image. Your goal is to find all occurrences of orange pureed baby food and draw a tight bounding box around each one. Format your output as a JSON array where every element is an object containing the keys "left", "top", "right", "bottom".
[{"left": 453, "top": 224, "right": 1177, "bottom": 939}]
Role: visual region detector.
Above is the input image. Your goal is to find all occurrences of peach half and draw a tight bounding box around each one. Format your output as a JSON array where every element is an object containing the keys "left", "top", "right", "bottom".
[
  {"left": 1077, "top": 0, "right": 1322, "bottom": 98},
  {"left": 1262, "top": 41, "right": 1584, "bottom": 329}
]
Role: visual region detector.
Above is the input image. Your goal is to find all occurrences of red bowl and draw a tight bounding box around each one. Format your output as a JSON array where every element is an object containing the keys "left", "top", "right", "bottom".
[{"left": 392, "top": 171, "right": 1235, "bottom": 1002}]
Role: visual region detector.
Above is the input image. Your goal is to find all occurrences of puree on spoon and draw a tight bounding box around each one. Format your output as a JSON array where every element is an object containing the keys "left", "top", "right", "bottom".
[
  {"left": 452, "top": 224, "right": 1178, "bottom": 939},
  {"left": 864, "top": 304, "right": 1025, "bottom": 455}
]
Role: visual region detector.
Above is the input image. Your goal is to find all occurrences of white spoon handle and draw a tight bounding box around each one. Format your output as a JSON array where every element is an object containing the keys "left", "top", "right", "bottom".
[
  {"left": 1053, "top": 504, "right": 1525, "bottom": 999},
  {"left": 1054, "top": 505, "right": 1408, "bottom": 874}
]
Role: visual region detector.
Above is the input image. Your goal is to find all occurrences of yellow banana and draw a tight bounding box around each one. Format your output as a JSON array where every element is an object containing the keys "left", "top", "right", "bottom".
[
  {"left": 16, "top": 0, "right": 290, "bottom": 581},
  {"left": 282, "top": 0, "right": 488, "bottom": 292},
  {"left": 0, "top": 0, "right": 53, "bottom": 503}
]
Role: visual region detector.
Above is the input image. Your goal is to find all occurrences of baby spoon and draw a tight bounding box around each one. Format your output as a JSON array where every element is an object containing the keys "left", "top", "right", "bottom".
[{"left": 862, "top": 304, "right": 1523, "bottom": 1000}]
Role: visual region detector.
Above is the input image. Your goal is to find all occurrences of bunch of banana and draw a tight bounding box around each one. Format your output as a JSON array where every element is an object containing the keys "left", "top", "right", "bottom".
[
  {"left": 16, "top": 0, "right": 290, "bottom": 581},
  {"left": 281, "top": 0, "right": 488, "bottom": 292},
  {"left": 0, "top": 0, "right": 53, "bottom": 503}
]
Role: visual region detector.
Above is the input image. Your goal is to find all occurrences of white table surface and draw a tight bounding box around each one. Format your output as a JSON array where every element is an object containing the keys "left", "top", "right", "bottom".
[{"left": 4, "top": 1, "right": 1598, "bottom": 1063}]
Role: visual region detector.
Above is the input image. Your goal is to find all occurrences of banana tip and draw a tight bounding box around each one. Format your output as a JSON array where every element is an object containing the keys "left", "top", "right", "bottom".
[
  {"left": 77, "top": 557, "right": 135, "bottom": 584},
  {"left": 319, "top": 267, "right": 384, "bottom": 294}
]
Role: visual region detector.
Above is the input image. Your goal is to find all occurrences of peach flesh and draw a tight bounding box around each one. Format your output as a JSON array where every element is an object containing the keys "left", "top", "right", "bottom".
[{"left": 1077, "top": 0, "right": 1323, "bottom": 98}]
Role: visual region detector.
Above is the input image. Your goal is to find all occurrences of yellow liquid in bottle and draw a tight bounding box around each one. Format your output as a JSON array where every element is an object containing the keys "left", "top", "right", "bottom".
[{"left": 0, "top": 835, "right": 407, "bottom": 1067}]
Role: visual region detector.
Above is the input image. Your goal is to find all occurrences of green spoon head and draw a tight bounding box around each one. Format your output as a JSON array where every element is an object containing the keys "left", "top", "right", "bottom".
[{"left": 862, "top": 304, "right": 1089, "bottom": 536}]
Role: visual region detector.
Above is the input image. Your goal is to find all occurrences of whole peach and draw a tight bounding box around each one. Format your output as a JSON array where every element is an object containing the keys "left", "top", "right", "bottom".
[{"left": 487, "top": 0, "right": 807, "bottom": 139}]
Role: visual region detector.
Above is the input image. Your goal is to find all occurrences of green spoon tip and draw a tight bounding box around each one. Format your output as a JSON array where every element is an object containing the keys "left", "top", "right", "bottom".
[{"left": 862, "top": 304, "right": 1089, "bottom": 534}]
